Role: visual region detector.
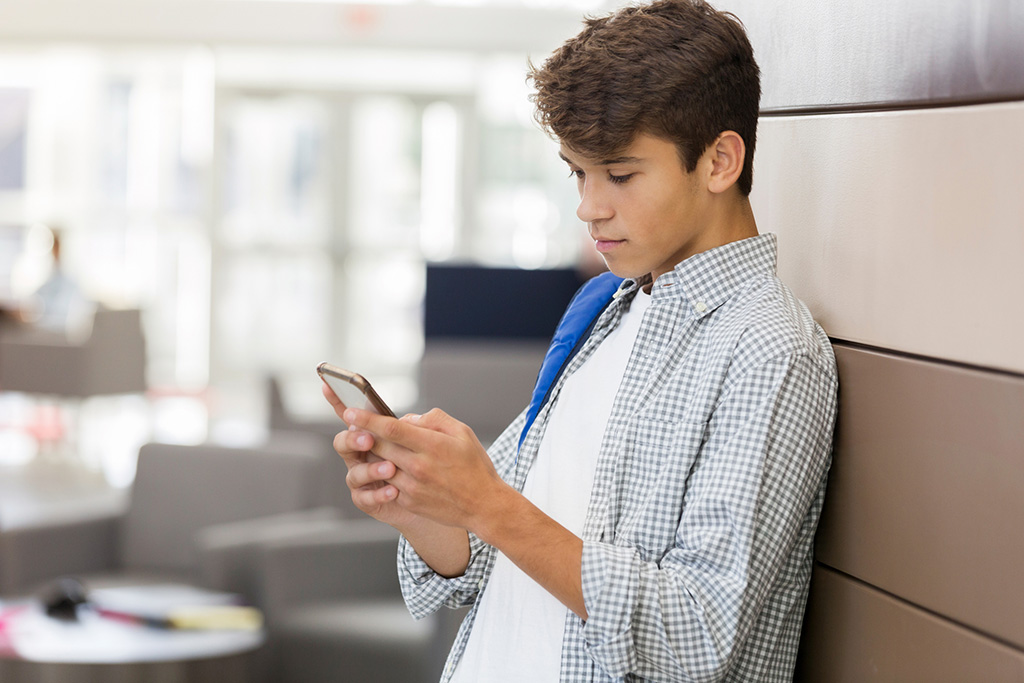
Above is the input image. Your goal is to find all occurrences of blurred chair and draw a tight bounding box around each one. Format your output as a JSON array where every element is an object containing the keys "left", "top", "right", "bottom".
[
  {"left": 196, "top": 506, "right": 344, "bottom": 612},
  {"left": 254, "top": 519, "right": 467, "bottom": 683},
  {"left": 176, "top": 380, "right": 460, "bottom": 683},
  {"left": 0, "top": 435, "right": 325, "bottom": 597},
  {"left": 417, "top": 338, "right": 547, "bottom": 445},
  {"left": 265, "top": 376, "right": 359, "bottom": 516},
  {"left": 418, "top": 264, "right": 582, "bottom": 445},
  {"left": 0, "top": 308, "right": 146, "bottom": 397}
]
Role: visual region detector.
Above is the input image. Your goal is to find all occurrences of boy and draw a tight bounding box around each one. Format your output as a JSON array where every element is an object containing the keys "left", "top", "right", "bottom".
[{"left": 326, "top": 1, "right": 838, "bottom": 680}]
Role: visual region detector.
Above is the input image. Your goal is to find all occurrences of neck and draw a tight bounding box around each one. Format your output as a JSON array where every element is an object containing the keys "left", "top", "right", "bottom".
[{"left": 710, "top": 194, "right": 758, "bottom": 247}]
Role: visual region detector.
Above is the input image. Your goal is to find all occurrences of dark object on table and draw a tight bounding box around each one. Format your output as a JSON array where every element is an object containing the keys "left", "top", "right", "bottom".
[{"left": 38, "top": 577, "right": 89, "bottom": 621}]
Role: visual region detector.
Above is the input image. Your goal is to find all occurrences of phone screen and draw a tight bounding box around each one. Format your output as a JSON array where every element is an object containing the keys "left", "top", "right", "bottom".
[{"left": 317, "top": 363, "right": 396, "bottom": 419}]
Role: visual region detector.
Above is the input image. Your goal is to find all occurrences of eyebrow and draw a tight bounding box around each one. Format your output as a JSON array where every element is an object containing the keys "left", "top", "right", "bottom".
[{"left": 559, "top": 151, "right": 644, "bottom": 166}]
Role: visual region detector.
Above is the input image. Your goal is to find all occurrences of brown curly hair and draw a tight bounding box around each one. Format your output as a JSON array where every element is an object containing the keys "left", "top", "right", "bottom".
[{"left": 528, "top": 0, "right": 760, "bottom": 195}]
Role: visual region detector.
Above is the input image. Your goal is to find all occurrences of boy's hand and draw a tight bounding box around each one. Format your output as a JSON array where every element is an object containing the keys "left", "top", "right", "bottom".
[
  {"left": 321, "top": 381, "right": 421, "bottom": 530},
  {"left": 341, "top": 406, "right": 513, "bottom": 534},
  {"left": 333, "top": 424, "right": 425, "bottom": 530},
  {"left": 345, "top": 404, "right": 586, "bottom": 616}
]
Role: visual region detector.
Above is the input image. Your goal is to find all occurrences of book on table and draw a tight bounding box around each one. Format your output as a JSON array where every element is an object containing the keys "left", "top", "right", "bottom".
[{"left": 88, "top": 584, "right": 263, "bottom": 631}]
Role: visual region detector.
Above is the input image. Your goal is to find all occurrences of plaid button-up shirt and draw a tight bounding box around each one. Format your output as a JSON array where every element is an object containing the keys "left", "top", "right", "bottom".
[{"left": 399, "top": 234, "right": 839, "bottom": 682}]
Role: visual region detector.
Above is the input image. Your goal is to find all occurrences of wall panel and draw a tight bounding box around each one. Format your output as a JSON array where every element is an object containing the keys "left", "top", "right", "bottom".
[
  {"left": 796, "top": 566, "right": 1024, "bottom": 683},
  {"left": 815, "top": 344, "right": 1024, "bottom": 647},
  {"left": 721, "top": 0, "right": 1024, "bottom": 112},
  {"left": 750, "top": 102, "right": 1024, "bottom": 373}
]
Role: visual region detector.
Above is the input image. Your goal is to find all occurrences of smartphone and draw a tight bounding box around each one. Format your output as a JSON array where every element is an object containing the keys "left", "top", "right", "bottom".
[{"left": 317, "top": 362, "right": 396, "bottom": 419}]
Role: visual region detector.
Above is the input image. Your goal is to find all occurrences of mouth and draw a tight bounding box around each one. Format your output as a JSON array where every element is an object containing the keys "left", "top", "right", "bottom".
[{"left": 594, "top": 238, "right": 625, "bottom": 253}]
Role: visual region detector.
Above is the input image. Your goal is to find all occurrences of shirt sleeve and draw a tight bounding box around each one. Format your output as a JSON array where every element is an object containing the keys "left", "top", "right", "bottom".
[
  {"left": 397, "top": 408, "right": 529, "bottom": 620},
  {"left": 579, "top": 350, "right": 838, "bottom": 681}
]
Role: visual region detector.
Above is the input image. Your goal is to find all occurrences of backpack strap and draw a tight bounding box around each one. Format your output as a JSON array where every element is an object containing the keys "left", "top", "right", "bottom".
[{"left": 518, "top": 272, "right": 625, "bottom": 451}]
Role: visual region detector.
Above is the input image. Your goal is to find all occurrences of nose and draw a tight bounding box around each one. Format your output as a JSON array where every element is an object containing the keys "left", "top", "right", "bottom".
[{"left": 576, "top": 177, "right": 613, "bottom": 223}]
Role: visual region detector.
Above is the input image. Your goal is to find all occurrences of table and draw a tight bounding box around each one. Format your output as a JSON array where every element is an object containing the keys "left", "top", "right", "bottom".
[{"left": 0, "top": 587, "right": 265, "bottom": 683}]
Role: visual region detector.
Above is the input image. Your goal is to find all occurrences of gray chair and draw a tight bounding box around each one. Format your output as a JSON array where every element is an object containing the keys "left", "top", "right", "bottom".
[
  {"left": 255, "top": 519, "right": 468, "bottom": 683},
  {"left": 196, "top": 506, "right": 345, "bottom": 611},
  {"left": 250, "top": 357, "right": 528, "bottom": 683},
  {"left": 0, "top": 434, "right": 325, "bottom": 597},
  {"left": 0, "top": 308, "right": 146, "bottom": 397},
  {"left": 417, "top": 339, "right": 547, "bottom": 446},
  {"left": 266, "top": 375, "right": 379, "bottom": 517}
]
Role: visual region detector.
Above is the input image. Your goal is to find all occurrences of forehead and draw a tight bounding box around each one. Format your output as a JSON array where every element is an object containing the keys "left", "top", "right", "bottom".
[
  {"left": 559, "top": 133, "right": 678, "bottom": 166},
  {"left": 558, "top": 145, "right": 644, "bottom": 167},
  {"left": 561, "top": 149, "right": 638, "bottom": 167}
]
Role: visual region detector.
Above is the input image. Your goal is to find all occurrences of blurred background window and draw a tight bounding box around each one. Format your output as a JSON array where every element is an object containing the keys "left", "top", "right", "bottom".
[{"left": 0, "top": 1, "right": 613, "bottom": 483}]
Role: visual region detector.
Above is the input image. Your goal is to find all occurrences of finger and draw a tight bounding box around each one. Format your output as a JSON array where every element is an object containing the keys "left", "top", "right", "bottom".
[
  {"left": 343, "top": 408, "right": 438, "bottom": 455},
  {"left": 333, "top": 429, "right": 373, "bottom": 453},
  {"left": 333, "top": 429, "right": 379, "bottom": 469},
  {"left": 321, "top": 379, "right": 341, "bottom": 406},
  {"left": 346, "top": 459, "right": 396, "bottom": 490},
  {"left": 414, "top": 409, "right": 481, "bottom": 452},
  {"left": 321, "top": 381, "right": 349, "bottom": 421},
  {"left": 413, "top": 408, "right": 467, "bottom": 437},
  {"left": 348, "top": 475, "right": 395, "bottom": 509},
  {"left": 351, "top": 482, "right": 398, "bottom": 509}
]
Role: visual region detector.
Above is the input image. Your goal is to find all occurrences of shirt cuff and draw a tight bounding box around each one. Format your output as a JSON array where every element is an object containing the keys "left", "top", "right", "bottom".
[
  {"left": 399, "top": 534, "right": 438, "bottom": 584},
  {"left": 397, "top": 532, "right": 489, "bottom": 620},
  {"left": 580, "top": 540, "right": 640, "bottom": 677}
]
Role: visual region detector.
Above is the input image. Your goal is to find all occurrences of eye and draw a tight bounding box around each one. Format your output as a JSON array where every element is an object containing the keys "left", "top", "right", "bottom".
[
  {"left": 608, "top": 173, "right": 634, "bottom": 185},
  {"left": 568, "top": 168, "right": 585, "bottom": 180}
]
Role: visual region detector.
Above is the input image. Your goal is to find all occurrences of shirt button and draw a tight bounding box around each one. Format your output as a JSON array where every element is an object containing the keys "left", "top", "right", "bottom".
[{"left": 694, "top": 301, "right": 708, "bottom": 313}]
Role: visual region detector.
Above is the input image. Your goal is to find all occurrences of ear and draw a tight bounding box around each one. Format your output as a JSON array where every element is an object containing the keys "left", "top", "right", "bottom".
[{"left": 706, "top": 131, "right": 745, "bottom": 194}]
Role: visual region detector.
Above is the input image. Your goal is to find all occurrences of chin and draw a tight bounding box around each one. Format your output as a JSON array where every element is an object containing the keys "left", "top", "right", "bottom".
[{"left": 604, "top": 262, "right": 647, "bottom": 280}]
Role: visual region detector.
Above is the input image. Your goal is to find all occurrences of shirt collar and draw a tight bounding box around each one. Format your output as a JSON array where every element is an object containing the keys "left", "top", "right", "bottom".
[{"left": 616, "top": 233, "right": 778, "bottom": 318}]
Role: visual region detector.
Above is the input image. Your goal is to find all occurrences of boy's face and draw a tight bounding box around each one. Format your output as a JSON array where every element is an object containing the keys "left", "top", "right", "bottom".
[{"left": 561, "top": 133, "right": 717, "bottom": 284}]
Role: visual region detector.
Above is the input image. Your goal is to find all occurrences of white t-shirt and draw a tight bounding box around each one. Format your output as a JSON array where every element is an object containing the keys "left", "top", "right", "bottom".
[{"left": 450, "top": 287, "right": 652, "bottom": 682}]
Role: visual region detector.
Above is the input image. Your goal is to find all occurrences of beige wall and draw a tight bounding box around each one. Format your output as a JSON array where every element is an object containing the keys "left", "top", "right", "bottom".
[
  {"left": 721, "top": 0, "right": 1024, "bottom": 679},
  {"left": 755, "top": 102, "right": 1024, "bottom": 374}
]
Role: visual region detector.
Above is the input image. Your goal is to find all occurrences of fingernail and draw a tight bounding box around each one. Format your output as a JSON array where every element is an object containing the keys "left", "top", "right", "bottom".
[
  {"left": 377, "top": 462, "right": 389, "bottom": 476},
  {"left": 344, "top": 409, "right": 356, "bottom": 423}
]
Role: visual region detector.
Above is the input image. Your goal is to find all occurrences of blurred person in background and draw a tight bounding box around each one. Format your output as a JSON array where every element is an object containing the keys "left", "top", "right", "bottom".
[{"left": 20, "top": 225, "right": 94, "bottom": 336}]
